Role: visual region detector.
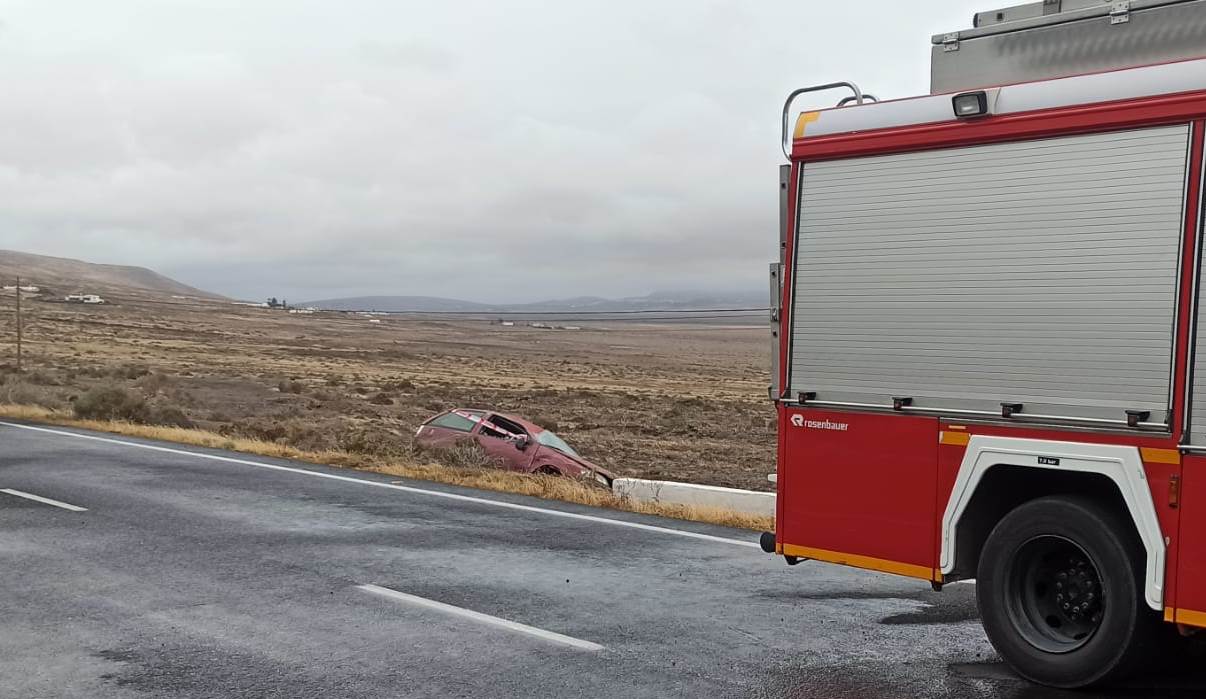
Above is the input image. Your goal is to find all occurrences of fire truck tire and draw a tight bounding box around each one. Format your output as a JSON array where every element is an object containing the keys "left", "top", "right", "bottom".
[{"left": 976, "top": 495, "right": 1159, "bottom": 688}]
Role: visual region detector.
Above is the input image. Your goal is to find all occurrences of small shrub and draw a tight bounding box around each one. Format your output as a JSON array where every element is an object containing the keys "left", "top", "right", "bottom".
[
  {"left": 150, "top": 405, "right": 194, "bottom": 428},
  {"left": 277, "top": 379, "right": 306, "bottom": 394},
  {"left": 23, "top": 370, "right": 61, "bottom": 386},
  {"left": 0, "top": 376, "right": 58, "bottom": 408},
  {"left": 74, "top": 364, "right": 106, "bottom": 378},
  {"left": 282, "top": 423, "right": 337, "bottom": 452},
  {"left": 529, "top": 415, "right": 560, "bottom": 431},
  {"left": 110, "top": 364, "right": 150, "bottom": 380},
  {"left": 338, "top": 429, "right": 407, "bottom": 457},
  {"left": 413, "top": 440, "right": 502, "bottom": 470},
  {"left": 245, "top": 424, "right": 288, "bottom": 442},
  {"left": 137, "top": 371, "right": 171, "bottom": 395},
  {"left": 73, "top": 386, "right": 150, "bottom": 422},
  {"left": 368, "top": 392, "right": 394, "bottom": 406}
]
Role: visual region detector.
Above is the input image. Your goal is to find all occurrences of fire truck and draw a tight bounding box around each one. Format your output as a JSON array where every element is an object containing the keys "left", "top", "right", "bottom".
[{"left": 762, "top": 0, "right": 1206, "bottom": 688}]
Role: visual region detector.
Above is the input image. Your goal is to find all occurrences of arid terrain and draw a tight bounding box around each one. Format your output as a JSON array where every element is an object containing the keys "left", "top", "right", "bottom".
[{"left": 0, "top": 283, "right": 776, "bottom": 491}]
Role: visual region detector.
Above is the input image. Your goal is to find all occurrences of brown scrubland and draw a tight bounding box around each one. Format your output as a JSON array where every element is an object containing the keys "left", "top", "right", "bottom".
[{"left": 0, "top": 285, "right": 776, "bottom": 528}]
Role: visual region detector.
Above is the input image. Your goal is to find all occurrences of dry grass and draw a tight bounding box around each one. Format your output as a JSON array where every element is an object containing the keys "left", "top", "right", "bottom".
[{"left": 0, "top": 404, "right": 773, "bottom": 531}]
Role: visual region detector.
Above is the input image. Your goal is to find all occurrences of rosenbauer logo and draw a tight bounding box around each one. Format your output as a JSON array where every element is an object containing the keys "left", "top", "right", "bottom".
[{"left": 790, "top": 415, "right": 849, "bottom": 431}]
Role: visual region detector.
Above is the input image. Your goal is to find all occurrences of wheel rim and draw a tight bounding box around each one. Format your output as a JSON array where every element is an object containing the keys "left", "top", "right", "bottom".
[{"left": 1004, "top": 535, "right": 1105, "bottom": 654}]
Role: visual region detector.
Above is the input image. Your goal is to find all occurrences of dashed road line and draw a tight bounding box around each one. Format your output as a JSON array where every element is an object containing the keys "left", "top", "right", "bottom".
[
  {"left": 357, "top": 584, "right": 604, "bottom": 652},
  {"left": 0, "top": 488, "right": 87, "bottom": 512}
]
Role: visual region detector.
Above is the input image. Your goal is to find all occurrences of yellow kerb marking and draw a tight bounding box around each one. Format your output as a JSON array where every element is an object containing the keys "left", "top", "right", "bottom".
[
  {"left": 1176, "top": 608, "right": 1206, "bottom": 629},
  {"left": 940, "top": 431, "right": 971, "bottom": 446},
  {"left": 1140, "top": 447, "right": 1180, "bottom": 465},
  {"left": 781, "top": 543, "right": 938, "bottom": 582},
  {"left": 793, "top": 111, "right": 821, "bottom": 139}
]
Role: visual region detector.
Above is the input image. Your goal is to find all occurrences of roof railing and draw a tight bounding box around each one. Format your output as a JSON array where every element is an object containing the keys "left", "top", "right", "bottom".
[{"left": 780, "top": 82, "right": 877, "bottom": 159}]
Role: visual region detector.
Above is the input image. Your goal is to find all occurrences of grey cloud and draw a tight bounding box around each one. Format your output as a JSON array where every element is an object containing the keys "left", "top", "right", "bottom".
[{"left": 0, "top": 0, "right": 985, "bottom": 302}]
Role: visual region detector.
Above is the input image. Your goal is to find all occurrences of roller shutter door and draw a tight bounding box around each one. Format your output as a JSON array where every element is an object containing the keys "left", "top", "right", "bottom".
[{"left": 790, "top": 124, "right": 1190, "bottom": 425}]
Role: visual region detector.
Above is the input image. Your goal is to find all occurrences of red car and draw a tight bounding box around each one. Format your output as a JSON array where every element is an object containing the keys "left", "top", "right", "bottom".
[{"left": 415, "top": 409, "right": 614, "bottom": 487}]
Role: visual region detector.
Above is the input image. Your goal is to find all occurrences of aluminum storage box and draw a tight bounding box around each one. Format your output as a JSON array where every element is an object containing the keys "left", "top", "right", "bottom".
[{"left": 931, "top": 0, "right": 1206, "bottom": 93}]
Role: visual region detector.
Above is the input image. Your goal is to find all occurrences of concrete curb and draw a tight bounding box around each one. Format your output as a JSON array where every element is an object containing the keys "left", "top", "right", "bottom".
[{"left": 612, "top": 478, "right": 774, "bottom": 518}]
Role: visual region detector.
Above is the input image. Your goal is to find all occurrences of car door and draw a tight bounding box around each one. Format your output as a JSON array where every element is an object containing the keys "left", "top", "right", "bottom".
[{"left": 475, "top": 415, "right": 537, "bottom": 472}]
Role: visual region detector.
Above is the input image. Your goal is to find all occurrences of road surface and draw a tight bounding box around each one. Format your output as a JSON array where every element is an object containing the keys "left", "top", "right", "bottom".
[{"left": 2, "top": 421, "right": 1202, "bottom": 698}]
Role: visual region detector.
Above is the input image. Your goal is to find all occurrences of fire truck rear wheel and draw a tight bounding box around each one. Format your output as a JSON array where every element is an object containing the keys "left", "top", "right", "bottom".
[{"left": 977, "top": 495, "right": 1158, "bottom": 688}]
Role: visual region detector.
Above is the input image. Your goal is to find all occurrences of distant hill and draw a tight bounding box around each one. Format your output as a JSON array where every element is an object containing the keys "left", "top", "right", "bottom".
[
  {"left": 303, "top": 295, "right": 499, "bottom": 312},
  {"left": 0, "top": 249, "right": 222, "bottom": 298},
  {"left": 303, "top": 290, "right": 767, "bottom": 313}
]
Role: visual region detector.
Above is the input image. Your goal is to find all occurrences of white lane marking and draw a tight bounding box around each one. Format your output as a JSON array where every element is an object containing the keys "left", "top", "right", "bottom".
[
  {"left": 0, "top": 422, "right": 758, "bottom": 548},
  {"left": 358, "top": 584, "right": 604, "bottom": 652},
  {"left": 0, "top": 488, "right": 87, "bottom": 512}
]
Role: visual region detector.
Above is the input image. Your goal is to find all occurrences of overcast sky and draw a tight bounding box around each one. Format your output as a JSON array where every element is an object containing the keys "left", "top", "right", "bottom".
[{"left": 0, "top": 0, "right": 985, "bottom": 302}]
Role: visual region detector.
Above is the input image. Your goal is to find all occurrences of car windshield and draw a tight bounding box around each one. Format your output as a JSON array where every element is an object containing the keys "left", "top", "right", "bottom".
[{"left": 536, "top": 429, "right": 578, "bottom": 457}]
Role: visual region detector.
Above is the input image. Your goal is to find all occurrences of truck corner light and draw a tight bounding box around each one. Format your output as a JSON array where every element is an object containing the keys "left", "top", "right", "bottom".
[{"left": 952, "top": 90, "right": 989, "bottom": 118}]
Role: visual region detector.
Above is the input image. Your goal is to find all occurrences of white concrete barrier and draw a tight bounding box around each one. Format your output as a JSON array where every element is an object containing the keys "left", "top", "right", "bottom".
[{"left": 612, "top": 478, "right": 775, "bottom": 518}]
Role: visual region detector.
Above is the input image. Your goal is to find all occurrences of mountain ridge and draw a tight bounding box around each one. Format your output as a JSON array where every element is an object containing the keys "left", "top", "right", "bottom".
[
  {"left": 302, "top": 290, "right": 766, "bottom": 313},
  {"left": 0, "top": 249, "right": 222, "bottom": 299}
]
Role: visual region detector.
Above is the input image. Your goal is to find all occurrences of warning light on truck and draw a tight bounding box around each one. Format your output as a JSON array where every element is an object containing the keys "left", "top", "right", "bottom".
[{"left": 952, "top": 90, "right": 989, "bottom": 117}]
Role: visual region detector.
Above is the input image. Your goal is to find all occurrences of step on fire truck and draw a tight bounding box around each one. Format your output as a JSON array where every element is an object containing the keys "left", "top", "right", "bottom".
[{"left": 762, "top": 0, "right": 1206, "bottom": 688}]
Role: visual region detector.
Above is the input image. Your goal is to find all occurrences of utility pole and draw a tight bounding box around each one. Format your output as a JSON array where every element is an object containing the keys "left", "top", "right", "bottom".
[{"left": 14, "top": 276, "right": 22, "bottom": 372}]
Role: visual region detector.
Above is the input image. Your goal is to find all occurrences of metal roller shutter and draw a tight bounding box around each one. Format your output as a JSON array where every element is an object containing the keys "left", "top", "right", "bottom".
[{"left": 790, "top": 124, "right": 1190, "bottom": 425}]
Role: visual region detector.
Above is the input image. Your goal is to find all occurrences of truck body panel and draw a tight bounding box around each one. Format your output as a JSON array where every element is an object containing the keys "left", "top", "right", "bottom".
[
  {"left": 779, "top": 409, "right": 940, "bottom": 578},
  {"left": 776, "top": 55, "right": 1206, "bottom": 629}
]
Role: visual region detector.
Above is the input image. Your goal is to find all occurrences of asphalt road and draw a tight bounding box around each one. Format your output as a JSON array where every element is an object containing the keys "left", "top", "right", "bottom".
[{"left": 2, "top": 421, "right": 1204, "bottom": 699}]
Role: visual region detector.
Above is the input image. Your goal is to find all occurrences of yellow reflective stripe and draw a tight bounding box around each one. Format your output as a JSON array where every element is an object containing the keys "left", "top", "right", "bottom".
[
  {"left": 793, "top": 111, "right": 821, "bottom": 139},
  {"left": 1176, "top": 607, "right": 1206, "bottom": 628},
  {"left": 939, "top": 430, "right": 970, "bottom": 446},
  {"left": 1165, "top": 607, "right": 1176, "bottom": 622},
  {"left": 781, "top": 543, "right": 938, "bottom": 582},
  {"left": 1140, "top": 447, "right": 1181, "bottom": 465}
]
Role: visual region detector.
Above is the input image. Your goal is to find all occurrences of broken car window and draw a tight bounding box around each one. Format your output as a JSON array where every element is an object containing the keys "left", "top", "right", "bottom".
[
  {"left": 536, "top": 430, "right": 579, "bottom": 458},
  {"left": 428, "top": 411, "right": 477, "bottom": 432}
]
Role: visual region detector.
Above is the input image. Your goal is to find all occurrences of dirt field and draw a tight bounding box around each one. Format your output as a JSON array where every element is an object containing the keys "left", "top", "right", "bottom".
[{"left": 0, "top": 287, "right": 776, "bottom": 491}]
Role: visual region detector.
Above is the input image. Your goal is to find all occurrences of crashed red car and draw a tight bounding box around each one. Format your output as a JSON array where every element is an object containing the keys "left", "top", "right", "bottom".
[{"left": 414, "top": 409, "right": 614, "bottom": 487}]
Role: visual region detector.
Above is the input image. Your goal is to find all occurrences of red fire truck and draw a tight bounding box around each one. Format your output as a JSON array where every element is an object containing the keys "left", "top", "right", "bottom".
[{"left": 762, "top": 0, "right": 1206, "bottom": 688}]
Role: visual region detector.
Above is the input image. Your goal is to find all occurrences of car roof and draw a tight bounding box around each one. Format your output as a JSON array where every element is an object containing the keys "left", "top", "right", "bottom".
[{"left": 450, "top": 408, "right": 545, "bottom": 434}]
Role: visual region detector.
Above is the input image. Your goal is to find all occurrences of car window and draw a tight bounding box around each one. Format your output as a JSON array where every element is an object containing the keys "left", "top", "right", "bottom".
[
  {"left": 427, "top": 411, "right": 478, "bottom": 432},
  {"left": 478, "top": 415, "right": 528, "bottom": 441},
  {"left": 479, "top": 422, "right": 509, "bottom": 439},
  {"left": 536, "top": 430, "right": 579, "bottom": 457},
  {"left": 488, "top": 415, "right": 529, "bottom": 438}
]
